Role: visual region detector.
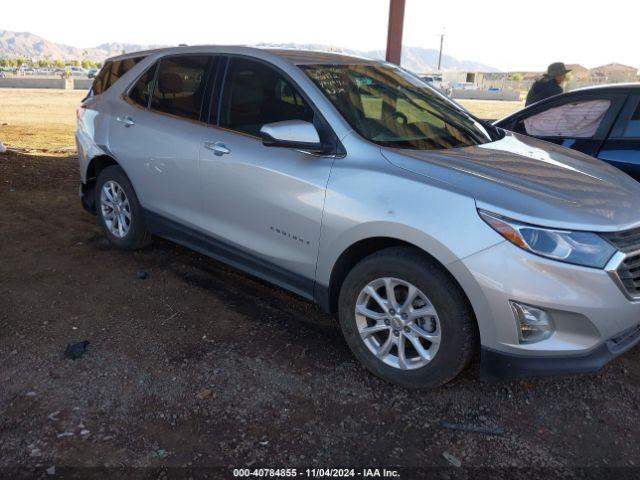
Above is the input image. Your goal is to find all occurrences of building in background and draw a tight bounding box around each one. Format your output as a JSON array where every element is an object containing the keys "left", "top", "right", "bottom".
[
  {"left": 565, "top": 64, "right": 590, "bottom": 81},
  {"left": 589, "top": 63, "right": 639, "bottom": 84}
]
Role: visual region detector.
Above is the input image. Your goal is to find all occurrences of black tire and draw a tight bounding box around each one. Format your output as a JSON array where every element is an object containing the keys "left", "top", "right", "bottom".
[
  {"left": 95, "top": 165, "right": 153, "bottom": 250},
  {"left": 338, "top": 246, "right": 477, "bottom": 389}
]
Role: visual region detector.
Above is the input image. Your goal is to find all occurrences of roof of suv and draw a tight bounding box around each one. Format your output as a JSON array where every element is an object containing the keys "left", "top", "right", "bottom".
[{"left": 106, "top": 45, "right": 379, "bottom": 66}]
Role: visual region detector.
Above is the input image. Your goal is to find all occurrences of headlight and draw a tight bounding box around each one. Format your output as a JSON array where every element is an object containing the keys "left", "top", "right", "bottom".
[{"left": 478, "top": 210, "right": 616, "bottom": 268}]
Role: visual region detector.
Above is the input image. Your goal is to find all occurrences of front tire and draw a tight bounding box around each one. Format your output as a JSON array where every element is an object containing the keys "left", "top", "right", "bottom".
[
  {"left": 95, "top": 165, "right": 152, "bottom": 250},
  {"left": 338, "top": 246, "right": 476, "bottom": 389}
]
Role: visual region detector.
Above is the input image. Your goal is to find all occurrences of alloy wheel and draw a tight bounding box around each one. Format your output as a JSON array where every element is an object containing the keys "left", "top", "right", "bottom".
[
  {"left": 355, "top": 277, "right": 441, "bottom": 370},
  {"left": 100, "top": 180, "right": 132, "bottom": 238}
]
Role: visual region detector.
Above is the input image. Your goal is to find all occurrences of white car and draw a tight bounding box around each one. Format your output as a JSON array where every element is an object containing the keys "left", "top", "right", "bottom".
[
  {"left": 420, "top": 75, "right": 451, "bottom": 95},
  {"left": 453, "top": 82, "right": 478, "bottom": 91},
  {"left": 66, "top": 66, "right": 89, "bottom": 77}
]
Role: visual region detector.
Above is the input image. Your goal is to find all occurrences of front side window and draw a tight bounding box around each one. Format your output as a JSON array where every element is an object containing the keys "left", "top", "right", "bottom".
[
  {"left": 523, "top": 99, "right": 611, "bottom": 138},
  {"left": 150, "top": 55, "right": 212, "bottom": 121},
  {"left": 219, "top": 57, "right": 314, "bottom": 137},
  {"left": 622, "top": 100, "right": 640, "bottom": 138},
  {"left": 92, "top": 56, "right": 145, "bottom": 96},
  {"left": 301, "top": 63, "right": 493, "bottom": 150}
]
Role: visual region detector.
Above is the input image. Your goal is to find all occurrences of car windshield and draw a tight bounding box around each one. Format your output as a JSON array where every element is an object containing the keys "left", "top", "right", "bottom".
[{"left": 301, "top": 63, "right": 495, "bottom": 150}]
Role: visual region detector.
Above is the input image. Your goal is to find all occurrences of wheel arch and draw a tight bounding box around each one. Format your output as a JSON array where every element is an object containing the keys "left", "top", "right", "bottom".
[
  {"left": 81, "top": 154, "right": 120, "bottom": 214},
  {"left": 320, "top": 235, "right": 478, "bottom": 337}
]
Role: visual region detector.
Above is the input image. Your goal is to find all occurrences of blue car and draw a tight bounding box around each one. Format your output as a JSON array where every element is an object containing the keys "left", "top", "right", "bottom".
[{"left": 495, "top": 84, "right": 640, "bottom": 180}]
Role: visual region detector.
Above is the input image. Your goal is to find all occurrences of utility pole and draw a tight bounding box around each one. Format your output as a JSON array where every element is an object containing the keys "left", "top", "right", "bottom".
[
  {"left": 437, "top": 33, "right": 445, "bottom": 71},
  {"left": 385, "top": 0, "right": 406, "bottom": 65}
]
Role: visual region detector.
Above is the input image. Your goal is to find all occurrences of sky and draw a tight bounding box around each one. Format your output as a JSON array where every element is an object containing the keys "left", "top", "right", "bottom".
[{"left": 2, "top": 0, "right": 638, "bottom": 71}]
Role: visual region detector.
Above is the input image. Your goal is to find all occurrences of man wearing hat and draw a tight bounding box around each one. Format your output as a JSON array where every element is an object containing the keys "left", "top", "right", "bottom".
[{"left": 525, "top": 62, "right": 571, "bottom": 106}]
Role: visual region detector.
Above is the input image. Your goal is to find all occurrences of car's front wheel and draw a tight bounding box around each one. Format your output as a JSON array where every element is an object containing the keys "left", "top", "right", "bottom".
[
  {"left": 96, "top": 165, "right": 152, "bottom": 250},
  {"left": 338, "top": 246, "right": 477, "bottom": 389}
]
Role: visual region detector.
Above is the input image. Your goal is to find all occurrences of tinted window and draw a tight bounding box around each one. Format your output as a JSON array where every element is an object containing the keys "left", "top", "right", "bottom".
[
  {"left": 128, "top": 62, "right": 158, "bottom": 108},
  {"left": 91, "top": 62, "right": 113, "bottom": 95},
  {"left": 219, "top": 58, "right": 314, "bottom": 137},
  {"left": 623, "top": 101, "right": 640, "bottom": 138},
  {"left": 92, "top": 56, "right": 145, "bottom": 95},
  {"left": 150, "top": 55, "right": 212, "bottom": 121},
  {"left": 302, "top": 64, "right": 492, "bottom": 150}
]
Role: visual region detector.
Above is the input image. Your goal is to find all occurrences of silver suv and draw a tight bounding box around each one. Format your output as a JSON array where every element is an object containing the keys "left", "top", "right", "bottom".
[{"left": 76, "top": 46, "right": 640, "bottom": 388}]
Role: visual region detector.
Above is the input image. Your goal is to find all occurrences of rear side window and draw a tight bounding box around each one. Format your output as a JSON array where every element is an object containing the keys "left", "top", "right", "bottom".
[
  {"left": 91, "top": 56, "right": 145, "bottom": 95},
  {"left": 128, "top": 63, "right": 158, "bottom": 108},
  {"left": 219, "top": 57, "right": 314, "bottom": 137},
  {"left": 150, "top": 55, "right": 212, "bottom": 121},
  {"left": 622, "top": 101, "right": 640, "bottom": 138}
]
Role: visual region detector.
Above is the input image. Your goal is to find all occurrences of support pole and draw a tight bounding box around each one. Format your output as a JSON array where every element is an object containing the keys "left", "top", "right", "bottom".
[{"left": 385, "top": 0, "right": 406, "bottom": 65}]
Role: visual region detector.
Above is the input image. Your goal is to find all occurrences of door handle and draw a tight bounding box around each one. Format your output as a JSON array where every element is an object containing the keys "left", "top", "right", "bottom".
[
  {"left": 204, "top": 141, "right": 231, "bottom": 156},
  {"left": 116, "top": 116, "right": 135, "bottom": 127}
]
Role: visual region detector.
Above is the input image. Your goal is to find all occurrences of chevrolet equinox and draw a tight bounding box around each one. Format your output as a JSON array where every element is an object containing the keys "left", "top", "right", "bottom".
[{"left": 76, "top": 46, "right": 640, "bottom": 388}]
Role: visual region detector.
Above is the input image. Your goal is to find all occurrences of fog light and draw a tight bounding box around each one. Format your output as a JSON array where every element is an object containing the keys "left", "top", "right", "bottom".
[{"left": 510, "top": 301, "right": 553, "bottom": 343}]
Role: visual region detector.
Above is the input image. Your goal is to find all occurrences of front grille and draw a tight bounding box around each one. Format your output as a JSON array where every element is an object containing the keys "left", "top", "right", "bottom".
[
  {"left": 617, "top": 253, "right": 640, "bottom": 297},
  {"left": 602, "top": 227, "right": 640, "bottom": 298},
  {"left": 602, "top": 227, "right": 640, "bottom": 254}
]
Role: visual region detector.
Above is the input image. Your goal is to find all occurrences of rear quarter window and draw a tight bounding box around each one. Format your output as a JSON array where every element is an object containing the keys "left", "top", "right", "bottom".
[{"left": 91, "top": 56, "right": 145, "bottom": 96}]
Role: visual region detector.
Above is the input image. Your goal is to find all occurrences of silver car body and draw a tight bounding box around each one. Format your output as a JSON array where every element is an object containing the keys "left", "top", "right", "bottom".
[{"left": 76, "top": 46, "right": 640, "bottom": 379}]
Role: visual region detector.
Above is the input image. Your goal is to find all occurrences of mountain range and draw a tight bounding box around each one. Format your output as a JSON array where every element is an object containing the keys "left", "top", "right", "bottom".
[
  {"left": 0, "top": 30, "right": 165, "bottom": 63},
  {"left": 0, "top": 30, "right": 498, "bottom": 72},
  {"left": 257, "top": 43, "right": 498, "bottom": 72}
]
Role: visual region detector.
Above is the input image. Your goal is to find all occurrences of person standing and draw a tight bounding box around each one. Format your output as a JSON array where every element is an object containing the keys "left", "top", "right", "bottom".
[{"left": 525, "top": 62, "right": 571, "bottom": 106}]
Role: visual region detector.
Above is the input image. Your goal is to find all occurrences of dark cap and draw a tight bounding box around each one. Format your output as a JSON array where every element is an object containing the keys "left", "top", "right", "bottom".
[{"left": 547, "top": 62, "right": 571, "bottom": 77}]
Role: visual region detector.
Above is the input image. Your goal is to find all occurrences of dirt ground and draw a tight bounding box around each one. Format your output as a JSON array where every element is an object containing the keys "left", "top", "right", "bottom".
[
  {"left": 1, "top": 89, "right": 640, "bottom": 477},
  {"left": 457, "top": 99, "right": 524, "bottom": 121},
  {"left": 0, "top": 89, "right": 83, "bottom": 155}
]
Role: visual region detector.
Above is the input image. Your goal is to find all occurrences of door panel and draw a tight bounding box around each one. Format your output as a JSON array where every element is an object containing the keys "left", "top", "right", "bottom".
[
  {"left": 109, "top": 103, "right": 206, "bottom": 223},
  {"left": 198, "top": 128, "right": 333, "bottom": 289},
  {"left": 198, "top": 56, "right": 335, "bottom": 290},
  {"left": 108, "top": 55, "right": 214, "bottom": 224},
  {"left": 597, "top": 140, "right": 640, "bottom": 180},
  {"left": 537, "top": 137, "right": 602, "bottom": 156}
]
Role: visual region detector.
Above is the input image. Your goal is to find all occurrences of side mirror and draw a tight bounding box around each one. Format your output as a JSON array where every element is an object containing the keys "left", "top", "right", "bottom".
[{"left": 260, "top": 120, "right": 332, "bottom": 154}]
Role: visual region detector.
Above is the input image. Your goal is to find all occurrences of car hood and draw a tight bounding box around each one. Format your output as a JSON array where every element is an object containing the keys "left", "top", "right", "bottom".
[{"left": 381, "top": 131, "right": 640, "bottom": 232}]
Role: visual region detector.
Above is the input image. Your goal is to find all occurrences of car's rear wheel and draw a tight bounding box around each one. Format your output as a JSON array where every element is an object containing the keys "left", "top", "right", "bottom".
[
  {"left": 338, "top": 246, "right": 476, "bottom": 388},
  {"left": 96, "top": 165, "right": 152, "bottom": 250}
]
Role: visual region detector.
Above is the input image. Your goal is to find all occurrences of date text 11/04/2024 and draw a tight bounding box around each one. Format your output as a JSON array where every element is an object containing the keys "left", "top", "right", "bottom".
[{"left": 232, "top": 468, "right": 401, "bottom": 478}]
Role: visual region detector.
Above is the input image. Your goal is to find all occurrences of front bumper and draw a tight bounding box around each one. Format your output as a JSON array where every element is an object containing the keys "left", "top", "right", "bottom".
[
  {"left": 449, "top": 241, "right": 640, "bottom": 380},
  {"left": 481, "top": 323, "right": 640, "bottom": 380}
]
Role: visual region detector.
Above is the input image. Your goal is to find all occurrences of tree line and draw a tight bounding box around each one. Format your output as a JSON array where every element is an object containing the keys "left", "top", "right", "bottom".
[{"left": 0, "top": 58, "right": 103, "bottom": 69}]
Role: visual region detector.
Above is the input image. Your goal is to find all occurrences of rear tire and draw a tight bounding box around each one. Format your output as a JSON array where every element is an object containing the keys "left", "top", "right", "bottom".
[
  {"left": 95, "top": 165, "right": 152, "bottom": 250},
  {"left": 338, "top": 246, "right": 476, "bottom": 389}
]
